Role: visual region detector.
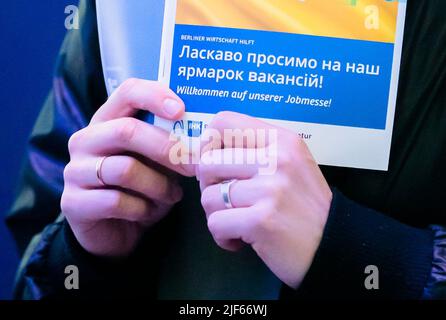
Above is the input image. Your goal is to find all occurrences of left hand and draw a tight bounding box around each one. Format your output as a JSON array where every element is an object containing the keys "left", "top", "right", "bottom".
[{"left": 197, "top": 111, "right": 333, "bottom": 288}]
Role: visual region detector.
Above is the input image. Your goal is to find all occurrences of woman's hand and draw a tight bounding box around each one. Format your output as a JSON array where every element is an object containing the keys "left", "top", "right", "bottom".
[
  {"left": 197, "top": 111, "right": 332, "bottom": 288},
  {"left": 61, "top": 79, "right": 193, "bottom": 258}
]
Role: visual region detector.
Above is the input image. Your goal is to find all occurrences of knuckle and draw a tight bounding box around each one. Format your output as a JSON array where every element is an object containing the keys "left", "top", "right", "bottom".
[
  {"left": 60, "top": 189, "right": 76, "bottom": 215},
  {"left": 291, "top": 136, "right": 306, "bottom": 157},
  {"left": 117, "top": 78, "right": 139, "bottom": 98},
  {"left": 209, "top": 111, "right": 231, "bottom": 127},
  {"left": 281, "top": 135, "right": 315, "bottom": 169},
  {"left": 277, "top": 147, "right": 296, "bottom": 169},
  {"left": 63, "top": 162, "right": 75, "bottom": 182},
  {"left": 115, "top": 118, "right": 139, "bottom": 144},
  {"left": 67, "top": 130, "right": 84, "bottom": 154}
]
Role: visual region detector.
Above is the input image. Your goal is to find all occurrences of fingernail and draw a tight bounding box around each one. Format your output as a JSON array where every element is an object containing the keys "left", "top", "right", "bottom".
[{"left": 164, "top": 99, "right": 182, "bottom": 117}]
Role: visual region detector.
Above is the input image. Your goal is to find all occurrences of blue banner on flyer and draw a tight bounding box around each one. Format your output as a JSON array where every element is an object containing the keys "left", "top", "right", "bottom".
[{"left": 170, "top": 24, "right": 394, "bottom": 130}]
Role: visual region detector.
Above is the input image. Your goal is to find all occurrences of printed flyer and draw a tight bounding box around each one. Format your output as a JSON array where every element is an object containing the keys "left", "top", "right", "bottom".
[{"left": 154, "top": 0, "right": 407, "bottom": 170}]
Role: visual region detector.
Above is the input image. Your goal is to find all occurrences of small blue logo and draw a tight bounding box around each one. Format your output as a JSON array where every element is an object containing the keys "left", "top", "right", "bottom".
[
  {"left": 187, "top": 120, "right": 203, "bottom": 137},
  {"left": 173, "top": 120, "right": 184, "bottom": 135}
]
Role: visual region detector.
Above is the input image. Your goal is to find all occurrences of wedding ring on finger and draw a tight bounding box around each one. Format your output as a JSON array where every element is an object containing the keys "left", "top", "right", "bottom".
[
  {"left": 220, "top": 179, "right": 237, "bottom": 209},
  {"left": 96, "top": 156, "right": 109, "bottom": 187}
]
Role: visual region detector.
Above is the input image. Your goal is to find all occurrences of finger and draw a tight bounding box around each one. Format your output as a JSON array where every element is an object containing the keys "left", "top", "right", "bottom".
[
  {"left": 91, "top": 78, "right": 185, "bottom": 124},
  {"left": 65, "top": 156, "right": 183, "bottom": 205},
  {"left": 198, "top": 148, "right": 263, "bottom": 190},
  {"left": 201, "top": 179, "right": 260, "bottom": 217},
  {"left": 207, "top": 207, "right": 257, "bottom": 251},
  {"left": 210, "top": 111, "right": 275, "bottom": 133},
  {"left": 61, "top": 188, "right": 155, "bottom": 224},
  {"left": 202, "top": 111, "right": 277, "bottom": 151},
  {"left": 69, "top": 117, "right": 194, "bottom": 176}
]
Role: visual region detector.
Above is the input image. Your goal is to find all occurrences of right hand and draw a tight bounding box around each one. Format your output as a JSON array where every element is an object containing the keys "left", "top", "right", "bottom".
[{"left": 61, "top": 79, "right": 193, "bottom": 258}]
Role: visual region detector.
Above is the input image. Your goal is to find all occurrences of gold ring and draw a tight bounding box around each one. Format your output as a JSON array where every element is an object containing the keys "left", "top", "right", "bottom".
[{"left": 96, "top": 156, "right": 108, "bottom": 186}]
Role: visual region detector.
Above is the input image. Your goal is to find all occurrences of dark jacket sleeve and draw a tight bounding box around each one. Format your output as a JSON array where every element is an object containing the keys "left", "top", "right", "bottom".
[
  {"left": 5, "top": 0, "right": 104, "bottom": 254},
  {"left": 18, "top": 217, "right": 155, "bottom": 300},
  {"left": 283, "top": 189, "right": 446, "bottom": 300},
  {"left": 3, "top": 0, "right": 134, "bottom": 299}
]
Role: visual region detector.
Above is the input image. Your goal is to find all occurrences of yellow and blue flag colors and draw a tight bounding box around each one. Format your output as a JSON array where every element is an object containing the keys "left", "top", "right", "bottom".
[{"left": 176, "top": 0, "right": 399, "bottom": 43}]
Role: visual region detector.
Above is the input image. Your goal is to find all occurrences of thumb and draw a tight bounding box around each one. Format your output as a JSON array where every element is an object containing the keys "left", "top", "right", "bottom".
[{"left": 91, "top": 78, "right": 184, "bottom": 125}]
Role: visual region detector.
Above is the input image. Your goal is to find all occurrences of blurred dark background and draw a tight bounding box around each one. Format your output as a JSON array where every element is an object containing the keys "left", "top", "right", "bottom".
[{"left": 0, "top": 0, "right": 74, "bottom": 299}]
